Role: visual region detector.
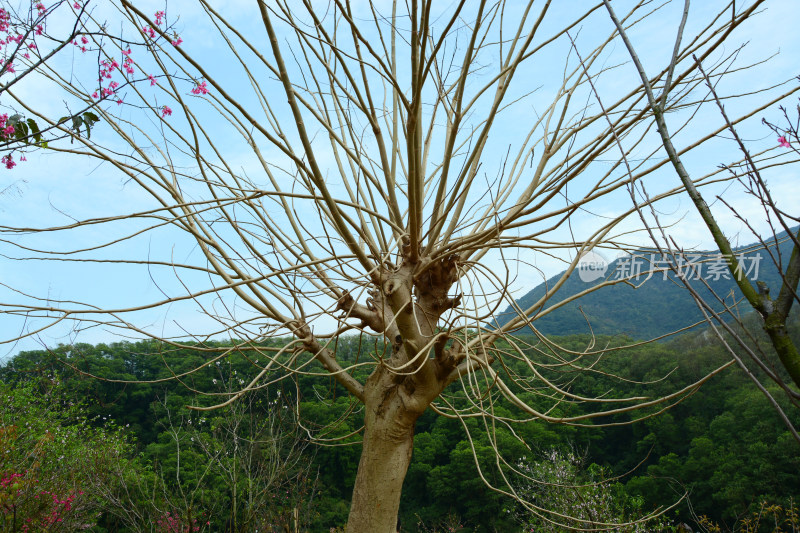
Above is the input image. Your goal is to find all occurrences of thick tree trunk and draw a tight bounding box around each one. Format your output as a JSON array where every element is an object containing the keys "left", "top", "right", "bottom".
[
  {"left": 345, "top": 368, "right": 426, "bottom": 533},
  {"left": 344, "top": 257, "right": 458, "bottom": 532},
  {"left": 345, "top": 417, "right": 414, "bottom": 532}
]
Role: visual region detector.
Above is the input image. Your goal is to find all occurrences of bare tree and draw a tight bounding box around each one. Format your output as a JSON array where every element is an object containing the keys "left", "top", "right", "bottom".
[
  {"left": 0, "top": 1, "right": 794, "bottom": 530},
  {"left": 95, "top": 387, "right": 316, "bottom": 532}
]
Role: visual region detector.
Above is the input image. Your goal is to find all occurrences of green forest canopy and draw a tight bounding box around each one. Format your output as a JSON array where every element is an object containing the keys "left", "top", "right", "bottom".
[{"left": 2, "top": 315, "right": 798, "bottom": 531}]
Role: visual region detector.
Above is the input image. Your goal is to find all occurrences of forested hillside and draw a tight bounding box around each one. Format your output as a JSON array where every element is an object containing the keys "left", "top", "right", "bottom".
[
  {"left": 497, "top": 229, "right": 797, "bottom": 339},
  {"left": 2, "top": 314, "right": 798, "bottom": 531}
]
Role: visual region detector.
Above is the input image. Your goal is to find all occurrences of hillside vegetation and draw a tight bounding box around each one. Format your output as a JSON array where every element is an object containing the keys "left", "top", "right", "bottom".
[
  {"left": 497, "top": 229, "right": 797, "bottom": 339},
  {"left": 2, "top": 312, "right": 798, "bottom": 532}
]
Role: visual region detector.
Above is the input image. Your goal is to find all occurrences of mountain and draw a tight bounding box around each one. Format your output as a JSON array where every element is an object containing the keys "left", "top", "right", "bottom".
[{"left": 495, "top": 227, "right": 798, "bottom": 339}]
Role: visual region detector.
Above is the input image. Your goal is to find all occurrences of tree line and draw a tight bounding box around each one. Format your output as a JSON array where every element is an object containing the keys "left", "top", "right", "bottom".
[{"left": 2, "top": 315, "right": 798, "bottom": 531}]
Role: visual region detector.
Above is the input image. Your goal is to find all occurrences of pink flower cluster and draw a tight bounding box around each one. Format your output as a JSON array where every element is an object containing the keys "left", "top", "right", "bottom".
[
  {"left": 92, "top": 57, "right": 123, "bottom": 100},
  {"left": 90, "top": 11, "right": 195, "bottom": 114},
  {"left": 144, "top": 10, "right": 182, "bottom": 47},
  {"left": 122, "top": 47, "right": 134, "bottom": 75},
  {"left": 1, "top": 471, "right": 23, "bottom": 488},
  {"left": 191, "top": 81, "right": 208, "bottom": 95},
  {"left": 0, "top": 8, "right": 10, "bottom": 33},
  {"left": 99, "top": 58, "right": 118, "bottom": 79},
  {"left": 155, "top": 511, "right": 210, "bottom": 533},
  {"left": 72, "top": 34, "right": 89, "bottom": 53},
  {"left": 1, "top": 4, "right": 42, "bottom": 58},
  {"left": 0, "top": 4, "right": 39, "bottom": 66},
  {"left": 0, "top": 113, "right": 19, "bottom": 169},
  {"left": 778, "top": 136, "right": 790, "bottom": 148},
  {"left": 22, "top": 489, "right": 82, "bottom": 529},
  {"left": 2, "top": 470, "right": 85, "bottom": 530},
  {"left": 0, "top": 113, "right": 15, "bottom": 138},
  {"left": 0, "top": 4, "right": 206, "bottom": 161},
  {"left": 0, "top": 8, "right": 20, "bottom": 60}
]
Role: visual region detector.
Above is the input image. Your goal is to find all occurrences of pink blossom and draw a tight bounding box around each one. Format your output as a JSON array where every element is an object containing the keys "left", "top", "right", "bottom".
[
  {"left": 778, "top": 136, "right": 791, "bottom": 148},
  {"left": 191, "top": 80, "right": 209, "bottom": 95},
  {"left": 91, "top": 91, "right": 98, "bottom": 99},
  {"left": 149, "top": 74, "right": 157, "bottom": 86},
  {"left": 35, "top": 24, "right": 43, "bottom": 35},
  {"left": 2, "top": 155, "right": 15, "bottom": 169},
  {"left": 81, "top": 35, "right": 89, "bottom": 45},
  {"left": 143, "top": 26, "right": 155, "bottom": 39},
  {"left": 154, "top": 10, "right": 165, "bottom": 25},
  {"left": 161, "top": 105, "right": 172, "bottom": 117},
  {"left": 171, "top": 37, "right": 182, "bottom": 46},
  {"left": 122, "top": 48, "right": 131, "bottom": 56},
  {"left": 20, "top": 155, "right": 26, "bottom": 161},
  {"left": 73, "top": 2, "right": 81, "bottom": 9}
]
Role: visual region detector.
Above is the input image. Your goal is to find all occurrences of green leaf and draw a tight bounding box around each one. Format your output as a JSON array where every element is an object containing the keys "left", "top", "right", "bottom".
[
  {"left": 26, "top": 118, "right": 42, "bottom": 144},
  {"left": 83, "top": 112, "right": 99, "bottom": 139},
  {"left": 14, "top": 122, "right": 28, "bottom": 141}
]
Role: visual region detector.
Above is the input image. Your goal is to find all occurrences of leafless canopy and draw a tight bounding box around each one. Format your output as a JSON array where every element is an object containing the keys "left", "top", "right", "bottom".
[{"left": 1, "top": 0, "right": 795, "bottom": 529}]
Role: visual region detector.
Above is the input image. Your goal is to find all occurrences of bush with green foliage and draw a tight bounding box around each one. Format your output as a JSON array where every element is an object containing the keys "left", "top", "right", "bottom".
[
  {"left": 508, "top": 449, "right": 672, "bottom": 532},
  {"left": 0, "top": 379, "right": 130, "bottom": 531}
]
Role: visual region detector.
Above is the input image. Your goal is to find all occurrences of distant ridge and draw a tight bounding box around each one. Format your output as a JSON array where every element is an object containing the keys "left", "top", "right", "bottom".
[{"left": 496, "top": 227, "right": 798, "bottom": 339}]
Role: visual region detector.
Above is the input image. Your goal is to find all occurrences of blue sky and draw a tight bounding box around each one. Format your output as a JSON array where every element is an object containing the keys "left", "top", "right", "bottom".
[{"left": 1, "top": 0, "right": 798, "bottom": 358}]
